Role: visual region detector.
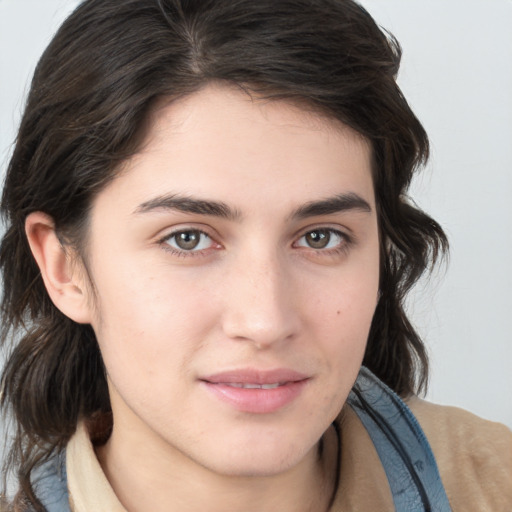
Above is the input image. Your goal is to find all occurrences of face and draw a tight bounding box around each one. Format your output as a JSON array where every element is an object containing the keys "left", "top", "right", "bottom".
[{"left": 81, "top": 85, "right": 380, "bottom": 477}]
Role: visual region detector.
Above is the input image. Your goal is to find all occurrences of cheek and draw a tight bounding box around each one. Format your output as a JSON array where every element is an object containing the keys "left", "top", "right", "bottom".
[
  {"left": 88, "top": 263, "right": 217, "bottom": 391},
  {"left": 301, "top": 294, "right": 373, "bottom": 427},
  {"left": 307, "top": 258, "right": 379, "bottom": 335},
  {"left": 303, "top": 257, "right": 379, "bottom": 380}
]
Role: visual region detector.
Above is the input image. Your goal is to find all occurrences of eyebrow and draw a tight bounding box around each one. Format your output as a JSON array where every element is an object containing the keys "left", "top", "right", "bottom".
[
  {"left": 291, "top": 192, "right": 372, "bottom": 219},
  {"left": 134, "top": 194, "right": 242, "bottom": 221},
  {"left": 134, "top": 192, "right": 371, "bottom": 220}
]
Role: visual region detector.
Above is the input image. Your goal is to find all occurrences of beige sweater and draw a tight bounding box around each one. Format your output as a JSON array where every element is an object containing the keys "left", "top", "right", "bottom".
[{"left": 66, "top": 398, "right": 512, "bottom": 511}]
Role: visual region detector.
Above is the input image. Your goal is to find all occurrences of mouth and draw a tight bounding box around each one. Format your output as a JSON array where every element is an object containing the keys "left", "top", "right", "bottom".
[{"left": 200, "top": 369, "right": 310, "bottom": 414}]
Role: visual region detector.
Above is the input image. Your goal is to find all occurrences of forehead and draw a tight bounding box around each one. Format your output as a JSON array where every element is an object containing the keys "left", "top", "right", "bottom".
[{"left": 98, "top": 84, "right": 375, "bottom": 217}]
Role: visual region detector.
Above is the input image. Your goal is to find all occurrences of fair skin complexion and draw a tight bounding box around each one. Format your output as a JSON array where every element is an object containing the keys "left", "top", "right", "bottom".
[{"left": 26, "top": 85, "right": 380, "bottom": 512}]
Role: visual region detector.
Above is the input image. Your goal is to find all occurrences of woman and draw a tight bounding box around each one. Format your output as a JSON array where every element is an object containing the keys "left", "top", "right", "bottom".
[{"left": 1, "top": 0, "right": 510, "bottom": 511}]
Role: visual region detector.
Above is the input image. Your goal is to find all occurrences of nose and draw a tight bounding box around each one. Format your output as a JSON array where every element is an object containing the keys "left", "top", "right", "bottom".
[{"left": 220, "top": 251, "right": 300, "bottom": 349}]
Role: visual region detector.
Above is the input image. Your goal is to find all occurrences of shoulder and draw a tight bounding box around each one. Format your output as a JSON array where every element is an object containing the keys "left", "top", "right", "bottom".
[{"left": 407, "top": 396, "right": 512, "bottom": 511}]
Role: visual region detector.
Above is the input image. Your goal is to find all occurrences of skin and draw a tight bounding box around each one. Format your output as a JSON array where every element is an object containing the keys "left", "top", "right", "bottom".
[{"left": 27, "top": 84, "right": 380, "bottom": 511}]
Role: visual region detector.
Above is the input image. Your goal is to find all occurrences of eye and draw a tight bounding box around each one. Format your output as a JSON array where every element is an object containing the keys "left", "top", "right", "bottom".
[
  {"left": 295, "top": 228, "right": 346, "bottom": 250},
  {"left": 163, "top": 229, "right": 214, "bottom": 252}
]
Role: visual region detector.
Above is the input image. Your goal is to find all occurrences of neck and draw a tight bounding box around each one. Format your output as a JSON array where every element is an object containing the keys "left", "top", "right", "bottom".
[{"left": 95, "top": 422, "right": 338, "bottom": 512}]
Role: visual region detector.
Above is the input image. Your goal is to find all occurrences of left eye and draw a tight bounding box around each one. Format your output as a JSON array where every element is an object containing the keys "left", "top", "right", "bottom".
[
  {"left": 295, "top": 229, "right": 345, "bottom": 250},
  {"left": 163, "top": 230, "right": 213, "bottom": 252}
]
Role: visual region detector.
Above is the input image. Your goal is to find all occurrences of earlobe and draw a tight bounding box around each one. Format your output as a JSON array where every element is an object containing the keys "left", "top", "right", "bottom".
[{"left": 25, "top": 212, "right": 93, "bottom": 324}]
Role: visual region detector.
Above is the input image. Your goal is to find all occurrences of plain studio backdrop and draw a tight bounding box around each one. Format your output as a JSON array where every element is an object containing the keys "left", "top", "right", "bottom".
[{"left": 1, "top": 0, "right": 511, "bottom": 444}]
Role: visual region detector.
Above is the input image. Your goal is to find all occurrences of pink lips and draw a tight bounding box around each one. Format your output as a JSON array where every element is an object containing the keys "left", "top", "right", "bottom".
[{"left": 200, "top": 369, "right": 309, "bottom": 414}]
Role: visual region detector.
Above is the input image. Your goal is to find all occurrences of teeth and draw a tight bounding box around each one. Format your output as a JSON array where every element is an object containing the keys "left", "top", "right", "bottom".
[{"left": 226, "top": 382, "right": 283, "bottom": 389}]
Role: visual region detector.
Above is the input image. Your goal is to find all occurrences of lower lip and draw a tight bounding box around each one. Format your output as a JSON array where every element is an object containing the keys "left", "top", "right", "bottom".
[{"left": 202, "top": 380, "right": 308, "bottom": 414}]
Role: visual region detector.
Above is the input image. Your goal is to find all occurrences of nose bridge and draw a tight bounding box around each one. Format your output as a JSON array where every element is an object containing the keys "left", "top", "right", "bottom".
[{"left": 221, "top": 247, "right": 298, "bottom": 347}]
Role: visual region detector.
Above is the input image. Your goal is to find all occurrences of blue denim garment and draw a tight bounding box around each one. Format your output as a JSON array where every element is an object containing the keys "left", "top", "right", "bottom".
[
  {"left": 31, "top": 449, "right": 69, "bottom": 512},
  {"left": 348, "top": 367, "right": 452, "bottom": 512}
]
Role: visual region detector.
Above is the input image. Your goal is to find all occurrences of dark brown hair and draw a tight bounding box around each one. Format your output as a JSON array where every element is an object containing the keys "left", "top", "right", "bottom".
[{"left": 0, "top": 0, "right": 447, "bottom": 508}]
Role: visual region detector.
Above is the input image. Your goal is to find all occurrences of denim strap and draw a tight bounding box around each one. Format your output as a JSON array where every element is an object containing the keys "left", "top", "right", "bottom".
[
  {"left": 31, "top": 450, "right": 70, "bottom": 512},
  {"left": 348, "top": 367, "right": 452, "bottom": 512}
]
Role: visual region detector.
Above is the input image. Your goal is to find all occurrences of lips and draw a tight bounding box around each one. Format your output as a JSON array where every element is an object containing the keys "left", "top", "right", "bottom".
[{"left": 200, "top": 369, "right": 309, "bottom": 414}]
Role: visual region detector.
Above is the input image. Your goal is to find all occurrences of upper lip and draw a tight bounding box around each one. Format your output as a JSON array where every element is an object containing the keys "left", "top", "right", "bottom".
[{"left": 200, "top": 368, "right": 309, "bottom": 385}]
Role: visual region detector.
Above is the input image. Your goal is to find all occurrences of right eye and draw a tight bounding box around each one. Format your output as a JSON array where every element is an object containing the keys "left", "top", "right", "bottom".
[{"left": 162, "top": 229, "right": 215, "bottom": 253}]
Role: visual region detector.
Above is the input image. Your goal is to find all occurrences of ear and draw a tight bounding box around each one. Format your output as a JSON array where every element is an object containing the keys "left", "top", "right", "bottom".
[{"left": 25, "top": 212, "right": 93, "bottom": 324}]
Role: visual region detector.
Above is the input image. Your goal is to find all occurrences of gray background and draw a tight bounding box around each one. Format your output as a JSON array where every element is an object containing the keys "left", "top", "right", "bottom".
[{"left": 1, "top": 0, "right": 511, "bottom": 433}]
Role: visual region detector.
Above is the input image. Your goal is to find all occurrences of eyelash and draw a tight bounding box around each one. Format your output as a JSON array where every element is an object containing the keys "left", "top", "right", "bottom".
[{"left": 158, "top": 227, "right": 352, "bottom": 258}]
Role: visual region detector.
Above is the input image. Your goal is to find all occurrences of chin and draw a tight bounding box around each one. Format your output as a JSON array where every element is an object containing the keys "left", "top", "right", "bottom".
[{"left": 195, "top": 432, "right": 319, "bottom": 478}]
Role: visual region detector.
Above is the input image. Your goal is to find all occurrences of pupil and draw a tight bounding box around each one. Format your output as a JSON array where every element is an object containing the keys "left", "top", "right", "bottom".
[
  {"left": 176, "top": 231, "right": 200, "bottom": 250},
  {"left": 306, "top": 230, "right": 330, "bottom": 249}
]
